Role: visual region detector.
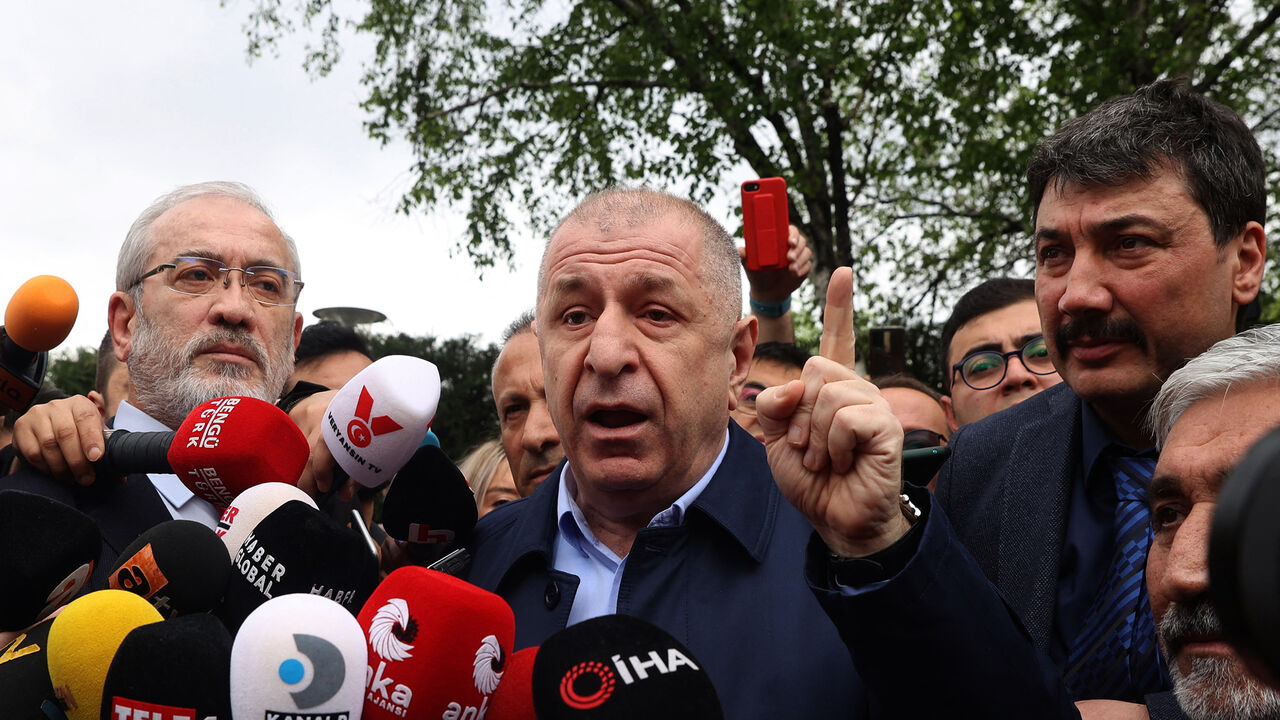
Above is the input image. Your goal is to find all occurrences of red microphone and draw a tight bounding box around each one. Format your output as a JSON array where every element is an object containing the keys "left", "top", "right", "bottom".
[
  {"left": 358, "top": 566, "right": 515, "bottom": 720},
  {"left": 488, "top": 646, "right": 538, "bottom": 719},
  {"left": 97, "top": 396, "right": 309, "bottom": 507},
  {"left": 0, "top": 275, "right": 78, "bottom": 412}
]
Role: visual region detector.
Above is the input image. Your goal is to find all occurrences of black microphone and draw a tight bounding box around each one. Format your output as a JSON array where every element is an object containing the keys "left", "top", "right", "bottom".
[
  {"left": 0, "top": 490, "right": 101, "bottom": 632},
  {"left": 0, "top": 276, "right": 78, "bottom": 413},
  {"left": 380, "top": 445, "right": 478, "bottom": 568},
  {"left": 221, "top": 500, "right": 380, "bottom": 634},
  {"left": 532, "top": 615, "right": 723, "bottom": 719},
  {"left": 0, "top": 615, "right": 58, "bottom": 720},
  {"left": 100, "top": 613, "right": 233, "bottom": 720},
  {"left": 107, "top": 520, "right": 232, "bottom": 619}
]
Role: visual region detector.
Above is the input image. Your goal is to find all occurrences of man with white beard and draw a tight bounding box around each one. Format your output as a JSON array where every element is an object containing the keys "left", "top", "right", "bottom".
[
  {"left": 1135, "top": 325, "right": 1280, "bottom": 720},
  {"left": 2, "top": 182, "right": 304, "bottom": 583}
]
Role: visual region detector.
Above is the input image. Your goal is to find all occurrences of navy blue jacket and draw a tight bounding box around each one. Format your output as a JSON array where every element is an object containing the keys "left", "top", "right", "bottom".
[
  {"left": 808, "top": 485, "right": 1081, "bottom": 718},
  {"left": 1, "top": 467, "right": 171, "bottom": 590},
  {"left": 467, "top": 422, "right": 870, "bottom": 718}
]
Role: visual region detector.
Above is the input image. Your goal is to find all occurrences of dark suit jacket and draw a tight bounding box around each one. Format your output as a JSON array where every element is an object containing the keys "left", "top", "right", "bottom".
[
  {"left": 467, "top": 422, "right": 870, "bottom": 718},
  {"left": 0, "top": 467, "right": 172, "bottom": 590},
  {"left": 934, "top": 381, "right": 1081, "bottom": 655}
]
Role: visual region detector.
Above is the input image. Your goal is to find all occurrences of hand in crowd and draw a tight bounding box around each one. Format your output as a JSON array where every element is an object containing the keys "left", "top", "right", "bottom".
[
  {"left": 1075, "top": 700, "right": 1150, "bottom": 719},
  {"left": 740, "top": 224, "right": 812, "bottom": 302},
  {"left": 286, "top": 388, "right": 358, "bottom": 503},
  {"left": 11, "top": 395, "right": 107, "bottom": 486},
  {"left": 755, "top": 267, "right": 911, "bottom": 557}
]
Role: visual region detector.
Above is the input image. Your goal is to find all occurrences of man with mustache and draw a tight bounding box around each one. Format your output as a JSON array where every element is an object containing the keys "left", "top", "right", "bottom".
[
  {"left": 2, "top": 181, "right": 304, "bottom": 583},
  {"left": 934, "top": 78, "right": 1266, "bottom": 703}
]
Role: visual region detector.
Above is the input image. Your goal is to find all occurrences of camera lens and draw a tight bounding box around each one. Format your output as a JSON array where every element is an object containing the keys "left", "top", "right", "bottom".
[{"left": 744, "top": 183, "right": 759, "bottom": 192}]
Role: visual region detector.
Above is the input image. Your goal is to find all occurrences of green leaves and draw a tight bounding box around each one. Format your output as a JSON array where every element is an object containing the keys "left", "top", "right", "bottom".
[{"left": 232, "top": 0, "right": 1280, "bottom": 383}]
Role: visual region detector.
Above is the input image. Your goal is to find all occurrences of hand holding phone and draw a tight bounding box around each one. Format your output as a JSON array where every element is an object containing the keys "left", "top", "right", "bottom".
[{"left": 742, "top": 177, "right": 789, "bottom": 271}]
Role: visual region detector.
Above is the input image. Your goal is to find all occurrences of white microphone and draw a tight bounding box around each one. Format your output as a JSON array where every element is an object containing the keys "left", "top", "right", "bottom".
[
  {"left": 230, "top": 593, "right": 368, "bottom": 720},
  {"left": 216, "top": 481, "right": 319, "bottom": 560},
  {"left": 322, "top": 355, "right": 441, "bottom": 488}
]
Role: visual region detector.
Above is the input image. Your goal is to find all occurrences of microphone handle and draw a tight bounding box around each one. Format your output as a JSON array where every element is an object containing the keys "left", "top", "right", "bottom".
[{"left": 98, "top": 429, "right": 175, "bottom": 476}]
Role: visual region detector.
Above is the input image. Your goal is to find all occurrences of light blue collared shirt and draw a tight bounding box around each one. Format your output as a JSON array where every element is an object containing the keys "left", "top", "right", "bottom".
[
  {"left": 113, "top": 400, "right": 221, "bottom": 529},
  {"left": 552, "top": 429, "right": 730, "bottom": 626}
]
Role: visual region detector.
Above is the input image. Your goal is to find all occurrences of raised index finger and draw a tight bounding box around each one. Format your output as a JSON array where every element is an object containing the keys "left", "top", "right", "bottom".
[{"left": 818, "top": 266, "right": 856, "bottom": 370}]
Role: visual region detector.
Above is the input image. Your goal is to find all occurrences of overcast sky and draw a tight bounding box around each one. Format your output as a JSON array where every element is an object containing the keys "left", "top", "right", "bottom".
[{"left": 0, "top": 1, "right": 628, "bottom": 356}]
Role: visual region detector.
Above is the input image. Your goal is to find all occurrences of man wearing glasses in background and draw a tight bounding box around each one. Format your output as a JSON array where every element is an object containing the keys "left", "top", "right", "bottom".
[
  {"left": 939, "top": 277, "right": 1061, "bottom": 432},
  {"left": 3, "top": 181, "right": 305, "bottom": 584}
]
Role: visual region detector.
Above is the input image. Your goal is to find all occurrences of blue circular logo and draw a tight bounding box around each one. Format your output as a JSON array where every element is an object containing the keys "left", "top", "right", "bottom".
[{"left": 279, "top": 658, "right": 305, "bottom": 685}]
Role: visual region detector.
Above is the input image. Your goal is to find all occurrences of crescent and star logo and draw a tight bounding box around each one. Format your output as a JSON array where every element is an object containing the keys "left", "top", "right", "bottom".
[{"left": 346, "top": 386, "right": 404, "bottom": 448}]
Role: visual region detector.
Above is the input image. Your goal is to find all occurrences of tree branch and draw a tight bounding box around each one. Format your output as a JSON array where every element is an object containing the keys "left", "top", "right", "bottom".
[
  {"left": 1194, "top": 4, "right": 1280, "bottom": 93},
  {"left": 423, "top": 78, "right": 677, "bottom": 121}
]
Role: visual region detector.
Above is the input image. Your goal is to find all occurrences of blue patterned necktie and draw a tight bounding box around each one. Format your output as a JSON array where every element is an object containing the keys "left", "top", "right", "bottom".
[{"left": 1064, "top": 454, "right": 1164, "bottom": 701}]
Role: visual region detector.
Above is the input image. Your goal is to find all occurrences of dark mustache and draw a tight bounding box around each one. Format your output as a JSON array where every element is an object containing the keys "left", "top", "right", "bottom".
[{"left": 1056, "top": 316, "right": 1146, "bottom": 350}]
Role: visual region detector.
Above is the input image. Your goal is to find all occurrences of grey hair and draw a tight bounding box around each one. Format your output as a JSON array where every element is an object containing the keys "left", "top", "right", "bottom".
[
  {"left": 116, "top": 181, "right": 300, "bottom": 300},
  {"left": 501, "top": 309, "right": 536, "bottom": 344},
  {"left": 1027, "top": 78, "right": 1265, "bottom": 249},
  {"left": 491, "top": 309, "right": 538, "bottom": 394},
  {"left": 1148, "top": 324, "right": 1280, "bottom": 446},
  {"left": 536, "top": 187, "right": 742, "bottom": 326}
]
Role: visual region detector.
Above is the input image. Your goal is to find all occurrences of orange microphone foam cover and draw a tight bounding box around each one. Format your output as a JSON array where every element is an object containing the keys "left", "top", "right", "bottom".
[{"left": 5, "top": 275, "right": 78, "bottom": 352}]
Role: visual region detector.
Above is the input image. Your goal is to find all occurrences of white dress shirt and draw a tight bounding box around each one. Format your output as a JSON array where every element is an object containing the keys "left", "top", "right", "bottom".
[{"left": 113, "top": 399, "right": 221, "bottom": 528}]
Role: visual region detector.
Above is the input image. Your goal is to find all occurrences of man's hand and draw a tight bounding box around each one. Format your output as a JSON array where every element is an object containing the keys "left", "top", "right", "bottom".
[
  {"left": 1075, "top": 700, "right": 1150, "bottom": 719},
  {"left": 741, "top": 224, "right": 813, "bottom": 302},
  {"left": 287, "top": 390, "right": 356, "bottom": 502},
  {"left": 12, "top": 396, "right": 108, "bottom": 486},
  {"left": 755, "top": 267, "right": 909, "bottom": 558}
]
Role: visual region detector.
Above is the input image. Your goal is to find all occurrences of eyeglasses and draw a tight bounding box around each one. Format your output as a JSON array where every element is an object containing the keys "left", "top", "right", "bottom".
[
  {"left": 903, "top": 429, "right": 947, "bottom": 450},
  {"left": 735, "top": 383, "right": 767, "bottom": 417},
  {"left": 131, "top": 256, "right": 304, "bottom": 307},
  {"left": 951, "top": 335, "right": 1056, "bottom": 391}
]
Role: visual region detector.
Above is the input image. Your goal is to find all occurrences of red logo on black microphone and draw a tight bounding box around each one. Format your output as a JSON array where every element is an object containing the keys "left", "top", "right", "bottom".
[
  {"left": 347, "top": 386, "right": 404, "bottom": 448},
  {"left": 560, "top": 660, "right": 616, "bottom": 710}
]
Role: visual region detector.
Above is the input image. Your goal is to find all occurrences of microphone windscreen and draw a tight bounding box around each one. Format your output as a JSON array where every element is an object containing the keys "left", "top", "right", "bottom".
[
  {"left": 168, "top": 396, "right": 310, "bottom": 508},
  {"left": 101, "top": 613, "right": 232, "bottom": 720},
  {"left": 107, "top": 519, "right": 232, "bottom": 618},
  {"left": 4, "top": 275, "right": 78, "bottom": 352},
  {"left": 230, "top": 593, "right": 367, "bottom": 720},
  {"left": 380, "top": 445, "right": 477, "bottom": 548},
  {"left": 532, "top": 615, "right": 723, "bottom": 720},
  {"left": 323, "top": 355, "right": 441, "bottom": 487},
  {"left": 358, "top": 566, "right": 515, "bottom": 720},
  {"left": 0, "top": 616, "right": 57, "bottom": 720},
  {"left": 45, "top": 590, "right": 162, "bottom": 720},
  {"left": 0, "top": 490, "right": 101, "bottom": 631},
  {"left": 488, "top": 646, "right": 539, "bottom": 720},
  {"left": 216, "top": 481, "right": 318, "bottom": 560},
  {"left": 222, "top": 500, "right": 378, "bottom": 634}
]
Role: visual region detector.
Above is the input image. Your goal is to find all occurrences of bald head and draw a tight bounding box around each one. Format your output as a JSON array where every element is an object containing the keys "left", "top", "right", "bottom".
[{"left": 538, "top": 187, "right": 742, "bottom": 325}]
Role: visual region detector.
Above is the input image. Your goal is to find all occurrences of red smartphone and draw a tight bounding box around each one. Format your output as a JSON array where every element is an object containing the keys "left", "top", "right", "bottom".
[{"left": 741, "top": 177, "right": 789, "bottom": 270}]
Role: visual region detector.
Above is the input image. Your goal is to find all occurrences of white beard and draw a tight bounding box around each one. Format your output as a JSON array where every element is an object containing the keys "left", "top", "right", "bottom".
[
  {"left": 1161, "top": 601, "right": 1280, "bottom": 720},
  {"left": 127, "top": 310, "right": 293, "bottom": 429}
]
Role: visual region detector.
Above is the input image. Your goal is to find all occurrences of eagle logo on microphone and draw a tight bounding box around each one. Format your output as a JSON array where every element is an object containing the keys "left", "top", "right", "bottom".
[
  {"left": 473, "top": 635, "right": 505, "bottom": 695},
  {"left": 369, "top": 598, "right": 417, "bottom": 662}
]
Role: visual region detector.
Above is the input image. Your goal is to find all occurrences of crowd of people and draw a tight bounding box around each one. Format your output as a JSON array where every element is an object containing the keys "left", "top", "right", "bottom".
[{"left": 0, "top": 76, "right": 1276, "bottom": 720}]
